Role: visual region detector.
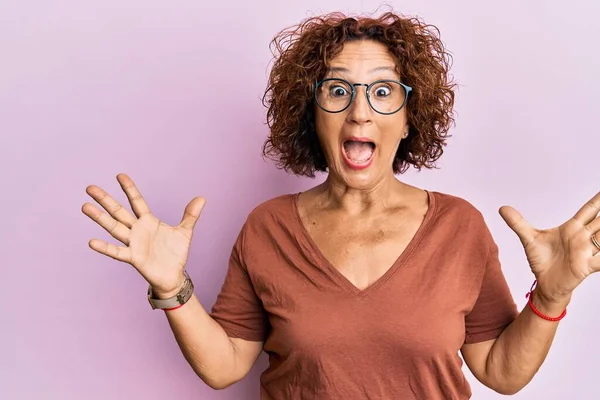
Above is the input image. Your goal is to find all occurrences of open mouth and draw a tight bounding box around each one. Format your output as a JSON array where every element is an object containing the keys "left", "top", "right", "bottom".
[{"left": 342, "top": 139, "right": 376, "bottom": 166}]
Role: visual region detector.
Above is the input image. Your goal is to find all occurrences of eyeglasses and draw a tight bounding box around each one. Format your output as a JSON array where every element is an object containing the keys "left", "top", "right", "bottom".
[{"left": 314, "top": 78, "right": 412, "bottom": 115}]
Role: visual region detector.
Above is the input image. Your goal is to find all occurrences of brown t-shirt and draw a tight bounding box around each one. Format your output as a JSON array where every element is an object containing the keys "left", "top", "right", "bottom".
[{"left": 210, "top": 191, "right": 519, "bottom": 399}]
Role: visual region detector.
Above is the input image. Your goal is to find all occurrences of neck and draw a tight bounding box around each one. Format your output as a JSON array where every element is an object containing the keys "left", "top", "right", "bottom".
[{"left": 317, "top": 172, "right": 406, "bottom": 215}]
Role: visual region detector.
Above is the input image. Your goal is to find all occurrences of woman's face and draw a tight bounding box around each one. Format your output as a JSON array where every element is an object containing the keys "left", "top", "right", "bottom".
[{"left": 314, "top": 40, "right": 409, "bottom": 190}]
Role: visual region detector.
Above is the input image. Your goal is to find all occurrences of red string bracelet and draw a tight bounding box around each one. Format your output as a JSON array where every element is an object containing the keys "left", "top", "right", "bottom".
[
  {"left": 525, "top": 280, "right": 566, "bottom": 322},
  {"left": 163, "top": 303, "right": 185, "bottom": 312}
]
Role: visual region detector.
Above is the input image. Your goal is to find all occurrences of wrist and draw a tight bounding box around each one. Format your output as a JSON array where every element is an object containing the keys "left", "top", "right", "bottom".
[
  {"left": 147, "top": 271, "right": 195, "bottom": 311},
  {"left": 531, "top": 288, "right": 570, "bottom": 317},
  {"left": 152, "top": 274, "right": 186, "bottom": 299}
]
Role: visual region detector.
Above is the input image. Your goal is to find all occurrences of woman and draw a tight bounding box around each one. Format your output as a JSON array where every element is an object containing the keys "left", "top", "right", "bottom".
[{"left": 81, "top": 11, "right": 600, "bottom": 399}]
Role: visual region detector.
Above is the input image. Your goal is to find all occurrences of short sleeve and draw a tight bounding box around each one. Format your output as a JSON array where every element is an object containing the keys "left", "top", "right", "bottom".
[
  {"left": 464, "top": 241, "right": 519, "bottom": 344},
  {"left": 210, "top": 226, "right": 269, "bottom": 342}
]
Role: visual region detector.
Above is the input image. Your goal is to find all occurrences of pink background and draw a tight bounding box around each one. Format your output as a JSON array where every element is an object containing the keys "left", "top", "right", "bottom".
[{"left": 2, "top": 1, "right": 599, "bottom": 399}]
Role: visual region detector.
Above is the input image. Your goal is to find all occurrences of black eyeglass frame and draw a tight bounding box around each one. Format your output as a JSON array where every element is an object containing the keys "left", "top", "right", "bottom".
[{"left": 313, "top": 78, "right": 413, "bottom": 115}]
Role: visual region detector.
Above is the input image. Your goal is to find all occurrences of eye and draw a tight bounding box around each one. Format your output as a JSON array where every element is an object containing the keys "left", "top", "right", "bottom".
[
  {"left": 373, "top": 85, "right": 392, "bottom": 97},
  {"left": 329, "top": 85, "right": 349, "bottom": 97}
]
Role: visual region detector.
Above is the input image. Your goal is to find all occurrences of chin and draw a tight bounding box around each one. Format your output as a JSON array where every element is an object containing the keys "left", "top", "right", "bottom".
[{"left": 332, "top": 164, "right": 388, "bottom": 190}]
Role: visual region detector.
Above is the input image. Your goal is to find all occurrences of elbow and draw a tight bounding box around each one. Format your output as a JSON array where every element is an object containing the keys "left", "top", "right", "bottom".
[
  {"left": 183, "top": 354, "right": 241, "bottom": 390},
  {"left": 491, "top": 385, "right": 524, "bottom": 396},
  {"left": 482, "top": 356, "right": 533, "bottom": 395},
  {"left": 481, "top": 369, "right": 528, "bottom": 396},
  {"left": 200, "top": 374, "right": 239, "bottom": 390},
  {"left": 484, "top": 376, "right": 528, "bottom": 396},
  {"left": 205, "top": 379, "right": 235, "bottom": 390},
  {"left": 195, "top": 368, "right": 242, "bottom": 391}
]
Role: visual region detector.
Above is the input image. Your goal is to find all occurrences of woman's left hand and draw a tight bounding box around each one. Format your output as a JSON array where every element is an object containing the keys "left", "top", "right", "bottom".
[{"left": 499, "top": 191, "right": 600, "bottom": 306}]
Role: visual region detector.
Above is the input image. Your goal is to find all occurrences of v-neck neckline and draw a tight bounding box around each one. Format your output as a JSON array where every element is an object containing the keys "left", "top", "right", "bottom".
[{"left": 290, "top": 190, "right": 437, "bottom": 298}]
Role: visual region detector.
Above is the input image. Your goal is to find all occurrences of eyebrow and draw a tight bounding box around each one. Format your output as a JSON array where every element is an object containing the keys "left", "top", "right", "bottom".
[{"left": 327, "top": 66, "right": 397, "bottom": 74}]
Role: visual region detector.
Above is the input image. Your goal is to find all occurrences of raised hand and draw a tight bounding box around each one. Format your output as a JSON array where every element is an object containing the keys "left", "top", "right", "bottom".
[
  {"left": 499, "top": 191, "right": 600, "bottom": 304},
  {"left": 82, "top": 173, "right": 206, "bottom": 297}
]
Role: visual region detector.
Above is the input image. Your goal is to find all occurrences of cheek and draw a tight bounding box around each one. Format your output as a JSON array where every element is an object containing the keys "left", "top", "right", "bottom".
[
  {"left": 382, "top": 113, "right": 408, "bottom": 137},
  {"left": 377, "top": 120, "right": 407, "bottom": 154},
  {"left": 314, "top": 112, "right": 345, "bottom": 145}
]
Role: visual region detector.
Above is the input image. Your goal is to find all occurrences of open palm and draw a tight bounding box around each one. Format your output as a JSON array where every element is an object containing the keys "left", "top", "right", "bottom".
[
  {"left": 499, "top": 191, "right": 600, "bottom": 301},
  {"left": 82, "top": 173, "right": 205, "bottom": 296}
]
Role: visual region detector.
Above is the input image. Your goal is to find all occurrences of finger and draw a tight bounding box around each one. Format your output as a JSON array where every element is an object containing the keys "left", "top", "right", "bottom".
[
  {"left": 499, "top": 205, "right": 537, "bottom": 246},
  {"left": 116, "top": 173, "right": 151, "bottom": 217},
  {"left": 85, "top": 185, "right": 136, "bottom": 228},
  {"left": 89, "top": 239, "right": 132, "bottom": 263},
  {"left": 585, "top": 214, "right": 600, "bottom": 233},
  {"left": 573, "top": 191, "right": 600, "bottom": 225},
  {"left": 82, "top": 202, "right": 131, "bottom": 245},
  {"left": 178, "top": 196, "right": 206, "bottom": 231},
  {"left": 590, "top": 232, "right": 600, "bottom": 257},
  {"left": 590, "top": 250, "right": 600, "bottom": 271}
]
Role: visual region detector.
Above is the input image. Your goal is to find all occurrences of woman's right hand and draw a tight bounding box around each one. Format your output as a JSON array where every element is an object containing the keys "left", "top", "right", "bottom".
[{"left": 81, "top": 173, "right": 206, "bottom": 298}]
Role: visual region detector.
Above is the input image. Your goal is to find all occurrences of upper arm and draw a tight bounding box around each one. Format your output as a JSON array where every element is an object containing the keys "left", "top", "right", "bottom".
[
  {"left": 460, "top": 221, "right": 519, "bottom": 387},
  {"left": 460, "top": 339, "right": 496, "bottom": 385},
  {"left": 209, "top": 224, "right": 269, "bottom": 384},
  {"left": 229, "top": 338, "right": 264, "bottom": 384},
  {"left": 463, "top": 240, "right": 518, "bottom": 344}
]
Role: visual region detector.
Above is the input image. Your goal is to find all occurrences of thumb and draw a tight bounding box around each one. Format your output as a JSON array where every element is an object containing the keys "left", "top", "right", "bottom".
[
  {"left": 178, "top": 196, "right": 206, "bottom": 231},
  {"left": 499, "top": 205, "right": 536, "bottom": 246}
]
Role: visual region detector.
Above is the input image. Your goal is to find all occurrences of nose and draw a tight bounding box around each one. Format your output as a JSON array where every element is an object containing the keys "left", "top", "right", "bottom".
[{"left": 346, "top": 85, "right": 372, "bottom": 125}]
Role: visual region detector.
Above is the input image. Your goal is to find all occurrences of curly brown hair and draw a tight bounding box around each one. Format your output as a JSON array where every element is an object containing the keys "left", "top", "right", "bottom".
[{"left": 261, "top": 11, "right": 457, "bottom": 177}]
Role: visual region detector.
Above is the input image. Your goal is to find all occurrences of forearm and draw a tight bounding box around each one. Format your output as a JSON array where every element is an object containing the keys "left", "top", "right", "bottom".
[
  {"left": 163, "top": 294, "right": 239, "bottom": 389},
  {"left": 484, "top": 290, "right": 570, "bottom": 394}
]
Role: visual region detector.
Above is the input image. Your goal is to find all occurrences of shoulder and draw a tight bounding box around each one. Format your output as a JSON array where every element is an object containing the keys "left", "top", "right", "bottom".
[
  {"left": 428, "top": 190, "right": 496, "bottom": 251},
  {"left": 245, "top": 193, "right": 297, "bottom": 224},
  {"left": 234, "top": 194, "right": 299, "bottom": 270},
  {"left": 429, "top": 190, "right": 487, "bottom": 224},
  {"left": 236, "top": 193, "right": 298, "bottom": 243}
]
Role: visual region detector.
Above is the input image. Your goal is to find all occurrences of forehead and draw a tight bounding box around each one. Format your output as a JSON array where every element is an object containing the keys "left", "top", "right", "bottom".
[{"left": 326, "top": 40, "right": 398, "bottom": 76}]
